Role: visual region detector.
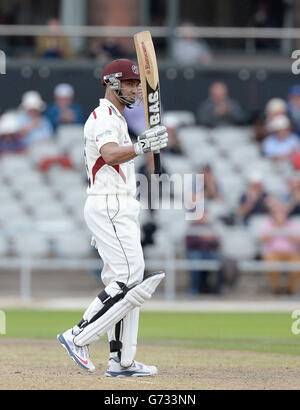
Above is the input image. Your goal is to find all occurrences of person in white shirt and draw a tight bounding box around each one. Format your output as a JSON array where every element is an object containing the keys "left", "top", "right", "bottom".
[
  {"left": 262, "top": 115, "right": 300, "bottom": 160},
  {"left": 57, "top": 59, "right": 168, "bottom": 376}
]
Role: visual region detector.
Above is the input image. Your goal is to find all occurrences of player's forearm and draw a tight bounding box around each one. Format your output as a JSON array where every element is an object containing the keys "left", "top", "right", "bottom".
[{"left": 101, "top": 144, "right": 137, "bottom": 165}]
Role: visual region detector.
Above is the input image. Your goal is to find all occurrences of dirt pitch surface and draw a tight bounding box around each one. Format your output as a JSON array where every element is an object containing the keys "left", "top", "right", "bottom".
[{"left": 1, "top": 339, "right": 300, "bottom": 390}]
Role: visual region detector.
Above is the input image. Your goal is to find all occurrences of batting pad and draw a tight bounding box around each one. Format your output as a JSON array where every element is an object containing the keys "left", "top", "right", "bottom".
[
  {"left": 73, "top": 271, "right": 165, "bottom": 346},
  {"left": 120, "top": 307, "right": 140, "bottom": 367}
]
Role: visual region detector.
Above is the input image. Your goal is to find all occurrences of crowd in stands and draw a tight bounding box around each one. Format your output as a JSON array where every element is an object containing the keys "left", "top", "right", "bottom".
[
  {"left": 1, "top": 78, "right": 300, "bottom": 298},
  {"left": 0, "top": 83, "right": 84, "bottom": 157}
]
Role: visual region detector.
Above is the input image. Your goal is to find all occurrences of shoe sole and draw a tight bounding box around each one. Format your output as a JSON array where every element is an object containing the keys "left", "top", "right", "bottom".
[
  {"left": 105, "top": 369, "right": 157, "bottom": 377},
  {"left": 57, "top": 334, "right": 95, "bottom": 372}
]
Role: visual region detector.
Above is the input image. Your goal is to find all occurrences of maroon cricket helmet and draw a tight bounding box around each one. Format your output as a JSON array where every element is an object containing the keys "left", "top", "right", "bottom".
[{"left": 101, "top": 59, "right": 140, "bottom": 86}]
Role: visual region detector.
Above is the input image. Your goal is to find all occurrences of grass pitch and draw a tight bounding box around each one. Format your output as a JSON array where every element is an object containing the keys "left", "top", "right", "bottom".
[
  {"left": 2, "top": 310, "right": 299, "bottom": 355},
  {"left": 1, "top": 310, "right": 300, "bottom": 390}
]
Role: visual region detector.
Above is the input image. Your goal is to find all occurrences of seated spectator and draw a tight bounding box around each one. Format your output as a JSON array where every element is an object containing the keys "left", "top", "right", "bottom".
[
  {"left": 254, "top": 98, "right": 287, "bottom": 144},
  {"left": 192, "top": 164, "right": 223, "bottom": 205},
  {"left": 172, "top": 22, "right": 212, "bottom": 66},
  {"left": 283, "top": 175, "right": 300, "bottom": 216},
  {"left": 161, "top": 116, "right": 183, "bottom": 155},
  {"left": 123, "top": 101, "right": 146, "bottom": 141},
  {"left": 45, "top": 83, "right": 85, "bottom": 131},
  {"left": 260, "top": 201, "right": 300, "bottom": 295},
  {"left": 124, "top": 102, "right": 183, "bottom": 154},
  {"left": 262, "top": 115, "right": 300, "bottom": 161},
  {"left": 203, "top": 164, "right": 223, "bottom": 201},
  {"left": 197, "top": 81, "right": 247, "bottom": 127},
  {"left": 35, "top": 17, "right": 74, "bottom": 59},
  {"left": 247, "top": 1, "right": 280, "bottom": 50},
  {"left": 89, "top": 37, "right": 124, "bottom": 63},
  {"left": 286, "top": 85, "right": 300, "bottom": 136},
  {"left": 137, "top": 153, "right": 168, "bottom": 248},
  {"left": 238, "top": 171, "right": 269, "bottom": 224},
  {"left": 185, "top": 210, "right": 222, "bottom": 294},
  {"left": 0, "top": 111, "right": 25, "bottom": 154},
  {"left": 18, "top": 91, "right": 53, "bottom": 147}
]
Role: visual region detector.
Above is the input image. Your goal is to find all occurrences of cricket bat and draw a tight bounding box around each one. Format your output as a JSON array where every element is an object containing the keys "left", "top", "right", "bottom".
[{"left": 134, "top": 31, "right": 162, "bottom": 175}]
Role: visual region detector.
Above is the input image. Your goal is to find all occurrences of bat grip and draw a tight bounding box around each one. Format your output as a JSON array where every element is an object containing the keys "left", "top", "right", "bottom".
[{"left": 153, "top": 151, "right": 161, "bottom": 176}]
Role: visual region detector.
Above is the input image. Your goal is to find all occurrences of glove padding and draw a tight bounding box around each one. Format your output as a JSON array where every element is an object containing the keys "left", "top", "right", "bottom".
[{"left": 134, "top": 125, "right": 168, "bottom": 155}]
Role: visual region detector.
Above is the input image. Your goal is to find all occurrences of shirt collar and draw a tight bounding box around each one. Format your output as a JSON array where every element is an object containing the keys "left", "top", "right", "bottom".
[{"left": 99, "top": 98, "right": 123, "bottom": 118}]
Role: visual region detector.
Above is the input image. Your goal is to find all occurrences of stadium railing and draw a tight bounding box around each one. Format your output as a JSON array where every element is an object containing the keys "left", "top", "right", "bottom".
[{"left": 2, "top": 249, "right": 300, "bottom": 303}]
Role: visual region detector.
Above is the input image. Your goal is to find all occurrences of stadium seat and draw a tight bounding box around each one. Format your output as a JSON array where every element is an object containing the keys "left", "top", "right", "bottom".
[
  {"left": 263, "top": 175, "right": 287, "bottom": 196},
  {"left": 211, "top": 126, "right": 254, "bottom": 145},
  {"left": 205, "top": 200, "right": 232, "bottom": 222},
  {"left": 154, "top": 208, "right": 188, "bottom": 251},
  {"left": 47, "top": 168, "right": 85, "bottom": 187},
  {"left": 69, "top": 144, "right": 85, "bottom": 170},
  {"left": 27, "top": 140, "right": 61, "bottom": 163},
  {"left": 163, "top": 110, "right": 196, "bottom": 127},
  {"left": 0, "top": 202, "right": 27, "bottom": 224},
  {"left": 0, "top": 235, "right": 10, "bottom": 256},
  {"left": 247, "top": 215, "right": 269, "bottom": 239},
  {"left": 189, "top": 145, "right": 221, "bottom": 169},
  {"left": 9, "top": 170, "right": 45, "bottom": 193},
  {"left": 219, "top": 227, "right": 258, "bottom": 260},
  {"left": 241, "top": 158, "right": 275, "bottom": 178},
  {"left": 210, "top": 159, "right": 236, "bottom": 175},
  {"left": 2, "top": 215, "right": 34, "bottom": 234},
  {"left": 226, "top": 144, "right": 261, "bottom": 165},
  {"left": 29, "top": 201, "right": 68, "bottom": 220},
  {"left": 20, "top": 186, "right": 57, "bottom": 208},
  {"left": 12, "top": 233, "right": 51, "bottom": 257},
  {"left": 177, "top": 126, "right": 212, "bottom": 147},
  {"left": 56, "top": 124, "right": 84, "bottom": 152},
  {"left": 161, "top": 154, "right": 193, "bottom": 175},
  {"left": 52, "top": 231, "right": 93, "bottom": 258}
]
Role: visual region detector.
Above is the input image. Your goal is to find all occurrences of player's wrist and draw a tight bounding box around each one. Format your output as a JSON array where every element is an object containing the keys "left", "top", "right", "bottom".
[{"left": 133, "top": 142, "right": 144, "bottom": 155}]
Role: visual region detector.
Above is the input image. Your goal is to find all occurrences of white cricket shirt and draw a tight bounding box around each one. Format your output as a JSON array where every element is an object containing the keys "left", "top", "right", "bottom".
[{"left": 84, "top": 98, "right": 136, "bottom": 196}]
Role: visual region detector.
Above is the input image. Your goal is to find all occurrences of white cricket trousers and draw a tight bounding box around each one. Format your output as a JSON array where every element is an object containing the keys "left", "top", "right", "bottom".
[{"left": 84, "top": 194, "right": 145, "bottom": 288}]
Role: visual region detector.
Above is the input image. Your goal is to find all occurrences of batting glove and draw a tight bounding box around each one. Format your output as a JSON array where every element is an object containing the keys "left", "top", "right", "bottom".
[{"left": 134, "top": 125, "right": 168, "bottom": 155}]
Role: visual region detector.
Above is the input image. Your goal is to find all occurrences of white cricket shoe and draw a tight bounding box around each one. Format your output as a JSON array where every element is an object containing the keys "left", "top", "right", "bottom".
[
  {"left": 57, "top": 328, "right": 95, "bottom": 372},
  {"left": 104, "top": 357, "right": 157, "bottom": 377}
]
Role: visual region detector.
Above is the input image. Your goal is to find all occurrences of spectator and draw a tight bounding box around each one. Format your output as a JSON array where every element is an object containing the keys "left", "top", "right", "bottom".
[
  {"left": 124, "top": 102, "right": 182, "bottom": 154},
  {"left": 262, "top": 115, "right": 300, "bottom": 161},
  {"left": 203, "top": 164, "right": 223, "bottom": 201},
  {"left": 260, "top": 201, "right": 300, "bottom": 295},
  {"left": 284, "top": 175, "right": 300, "bottom": 216},
  {"left": 286, "top": 85, "right": 300, "bottom": 137},
  {"left": 185, "top": 210, "right": 222, "bottom": 294},
  {"left": 162, "top": 116, "right": 183, "bottom": 155},
  {"left": 89, "top": 37, "right": 124, "bottom": 63},
  {"left": 172, "top": 22, "right": 212, "bottom": 66},
  {"left": 123, "top": 101, "right": 146, "bottom": 141},
  {"left": 247, "top": 1, "right": 280, "bottom": 49},
  {"left": 254, "top": 98, "right": 288, "bottom": 144},
  {"left": 197, "top": 81, "right": 247, "bottom": 127},
  {"left": 45, "top": 83, "right": 85, "bottom": 131},
  {"left": 0, "top": 112, "right": 25, "bottom": 154},
  {"left": 18, "top": 91, "right": 53, "bottom": 147},
  {"left": 137, "top": 153, "right": 168, "bottom": 248},
  {"left": 238, "top": 171, "right": 269, "bottom": 224},
  {"left": 35, "top": 17, "right": 74, "bottom": 59},
  {"left": 192, "top": 164, "right": 223, "bottom": 204}
]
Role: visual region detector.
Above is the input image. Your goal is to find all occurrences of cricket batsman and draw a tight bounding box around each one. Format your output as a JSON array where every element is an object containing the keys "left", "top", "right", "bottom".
[{"left": 57, "top": 59, "right": 168, "bottom": 376}]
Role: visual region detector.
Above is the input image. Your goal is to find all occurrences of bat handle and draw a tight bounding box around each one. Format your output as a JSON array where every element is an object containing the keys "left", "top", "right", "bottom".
[{"left": 154, "top": 151, "right": 161, "bottom": 176}]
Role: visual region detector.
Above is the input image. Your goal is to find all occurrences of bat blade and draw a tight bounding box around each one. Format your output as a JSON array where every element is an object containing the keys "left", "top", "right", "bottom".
[{"left": 134, "top": 30, "right": 161, "bottom": 175}]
